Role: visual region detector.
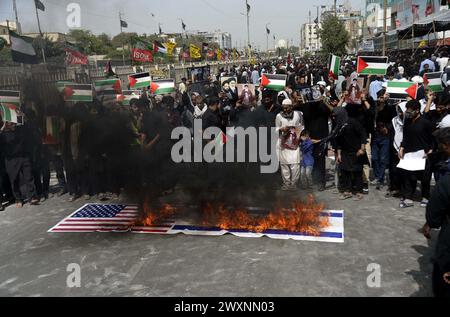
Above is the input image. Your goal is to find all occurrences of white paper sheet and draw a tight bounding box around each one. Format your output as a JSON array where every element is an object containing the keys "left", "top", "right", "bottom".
[{"left": 397, "top": 150, "right": 426, "bottom": 171}]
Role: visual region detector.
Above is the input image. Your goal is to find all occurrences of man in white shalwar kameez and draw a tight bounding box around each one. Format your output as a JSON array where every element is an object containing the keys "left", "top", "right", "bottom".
[{"left": 276, "top": 99, "right": 304, "bottom": 190}]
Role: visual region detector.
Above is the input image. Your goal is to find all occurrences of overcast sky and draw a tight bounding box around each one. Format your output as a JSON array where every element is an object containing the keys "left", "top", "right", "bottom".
[{"left": 0, "top": 0, "right": 364, "bottom": 48}]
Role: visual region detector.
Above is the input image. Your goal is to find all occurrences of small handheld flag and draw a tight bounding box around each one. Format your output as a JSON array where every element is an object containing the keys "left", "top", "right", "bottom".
[
  {"left": 261, "top": 74, "right": 287, "bottom": 92},
  {"left": 150, "top": 79, "right": 175, "bottom": 95},
  {"left": 128, "top": 72, "right": 151, "bottom": 89},
  {"left": 386, "top": 81, "right": 418, "bottom": 100},
  {"left": 423, "top": 72, "right": 443, "bottom": 93},
  {"left": 357, "top": 56, "right": 389, "bottom": 76}
]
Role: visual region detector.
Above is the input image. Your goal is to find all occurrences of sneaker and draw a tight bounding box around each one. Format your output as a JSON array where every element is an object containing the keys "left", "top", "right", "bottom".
[
  {"left": 30, "top": 199, "right": 40, "bottom": 206},
  {"left": 400, "top": 200, "right": 414, "bottom": 209},
  {"left": 363, "top": 187, "right": 369, "bottom": 195},
  {"left": 420, "top": 199, "right": 429, "bottom": 208},
  {"left": 370, "top": 180, "right": 380, "bottom": 186},
  {"left": 0, "top": 204, "right": 4, "bottom": 212}
]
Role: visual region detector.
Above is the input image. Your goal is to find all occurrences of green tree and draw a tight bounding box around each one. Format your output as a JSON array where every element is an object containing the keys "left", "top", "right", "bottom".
[{"left": 319, "top": 14, "right": 350, "bottom": 57}]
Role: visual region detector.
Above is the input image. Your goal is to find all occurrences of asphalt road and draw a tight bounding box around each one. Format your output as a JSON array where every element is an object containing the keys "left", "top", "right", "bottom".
[{"left": 0, "top": 185, "right": 436, "bottom": 297}]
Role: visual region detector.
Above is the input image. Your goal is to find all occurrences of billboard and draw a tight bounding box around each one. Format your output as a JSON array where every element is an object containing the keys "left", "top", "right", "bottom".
[{"left": 366, "top": 0, "right": 442, "bottom": 31}]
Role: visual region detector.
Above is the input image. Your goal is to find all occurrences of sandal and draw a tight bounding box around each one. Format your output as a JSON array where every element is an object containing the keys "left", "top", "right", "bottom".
[
  {"left": 339, "top": 193, "right": 353, "bottom": 200},
  {"left": 353, "top": 194, "right": 364, "bottom": 201},
  {"left": 399, "top": 201, "right": 414, "bottom": 209}
]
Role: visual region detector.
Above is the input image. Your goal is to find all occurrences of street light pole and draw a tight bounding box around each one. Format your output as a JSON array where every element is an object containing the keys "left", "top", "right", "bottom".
[
  {"left": 265, "top": 23, "right": 271, "bottom": 53},
  {"left": 382, "top": 0, "right": 387, "bottom": 56},
  {"left": 245, "top": 0, "right": 251, "bottom": 59}
]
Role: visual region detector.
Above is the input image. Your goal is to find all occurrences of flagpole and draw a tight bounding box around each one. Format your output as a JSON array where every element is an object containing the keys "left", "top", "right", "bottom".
[
  {"left": 382, "top": 0, "right": 387, "bottom": 56},
  {"left": 34, "top": 2, "right": 46, "bottom": 63},
  {"left": 119, "top": 12, "right": 125, "bottom": 66},
  {"left": 245, "top": 0, "right": 251, "bottom": 60},
  {"left": 12, "top": 0, "right": 21, "bottom": 34}
]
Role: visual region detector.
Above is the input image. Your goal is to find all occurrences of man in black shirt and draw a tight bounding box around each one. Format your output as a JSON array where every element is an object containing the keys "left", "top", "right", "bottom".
[
  {"left": 297, "top": 100, "right": 332, "bottom": 191},
  {"left": 0, "top": 121, "right": 39, "bottom": 208},
  {"left": 399, "top": 100, "right": 435, "bottom": 208},
  {"left": 424, "top": 128, "right": 450, "bottom": 297},
  {"left": 202, "top": 96, "right": 221, "bottom": 131}
]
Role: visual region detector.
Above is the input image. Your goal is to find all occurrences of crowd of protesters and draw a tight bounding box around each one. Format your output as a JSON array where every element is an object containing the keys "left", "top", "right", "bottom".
[{"left": 1, "top": 48, "right": 450, "bottom": 296}]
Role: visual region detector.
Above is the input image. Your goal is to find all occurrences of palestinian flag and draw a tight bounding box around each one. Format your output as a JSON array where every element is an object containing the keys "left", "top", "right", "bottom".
[
  {"left": 423, "top": 72, "right": 443, "bottom": 93},
  {"left": 96, "top": 89, "right": 119, "bottom": 104},
  {"left": 328, "top": 54, "right": 341, "bottom": 79},
  {"left": 150, "top": 79, "right": 175, "bottom": 95},
  {"left": 386, "top": 81, "right": 418, "bottom": 100},
  {"left": 357, "top": 56, "right": 389, "bottom": 75},
  {"left": 10, "top": 31, "right": 37, "bottom": 64},
  {"left": 43, "top": 116, "right": 61, "bottom": 145},
  {"left": 94, "top": 79, "right": 122, "bottom": 94},
  {"left": 0, "top": 90, "right": 20, "bottom": 106},
  {"left": 63, "top": 84, "right": 93, "bottom": 102},
  {"left": 117, "top": 90, "right": 142, "bottom": 106},
  {"left": 56, "top": 81, "right": 75, "bottom": 92},
  {"left": 214, "top": 131, "right": 229, "bottom": 149},
  {"left": 261, "top": 74, "right": 287, "bottom": 92},
  {"left": 128, "top": 72, "right": 151, "bottom": 89},
  {"left": 0, "top": 103, "right": 19, "bottom": 123},
  {"left": 153, "top": 41, "right": 167, "bottom": 55}
]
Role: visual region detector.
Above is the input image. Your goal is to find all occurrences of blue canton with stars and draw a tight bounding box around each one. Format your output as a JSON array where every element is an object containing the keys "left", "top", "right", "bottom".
[{"left": 73, "top": 205, "right": 126, "bottom": 218}]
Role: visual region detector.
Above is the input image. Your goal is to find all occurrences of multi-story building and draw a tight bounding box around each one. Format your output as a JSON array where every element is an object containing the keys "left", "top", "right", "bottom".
[
  {"left": 300, "top": 3, "right": 364, "bottom": 54},
  {"left": 201, "top": 31, "right": 232, "bottom": 50},
  {"left": 0, "top": 21, "right": 19, "bottom": 45},
  {"left": 300, "top": 23, "right": 321, "bottom": 54}
]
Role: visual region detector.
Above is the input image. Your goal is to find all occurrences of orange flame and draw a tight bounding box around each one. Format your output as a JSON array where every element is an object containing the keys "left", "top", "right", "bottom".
[{"left": 140, "top": 195, "right": 329, "bottom": 236}]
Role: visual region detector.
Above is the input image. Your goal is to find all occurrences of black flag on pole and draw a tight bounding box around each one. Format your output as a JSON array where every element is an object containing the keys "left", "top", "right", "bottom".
[
  {"left": 120, "top": 20, "right": 128, "bottom": 28},
  {"left": 182, "top": 21, "right": 186, "bottom": 31},
  {"left": 35, "top": 0, "right": 45, "bottom": 12}
]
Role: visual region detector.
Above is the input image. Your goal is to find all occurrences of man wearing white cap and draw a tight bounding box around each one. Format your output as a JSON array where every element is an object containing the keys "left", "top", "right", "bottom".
[
  {"left": 276, "top": 99, "right": 304, "bottom": 191},
  {"left": 412, "top": 75, "right": 425, "bottom": 100}
]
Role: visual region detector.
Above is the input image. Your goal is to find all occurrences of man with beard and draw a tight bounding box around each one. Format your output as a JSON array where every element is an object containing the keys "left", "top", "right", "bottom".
[
  {"left": 276, "top": 99, "right": 304, "bottom": 191},
  {"left": 182, "top": 94, "right": 207, "bottom": 136},
  {"left": 399, "top": 100, "right": 435, "bottom": 209},
  {"left": 254, "top": 90, "right": 279, "bottom": 129}
]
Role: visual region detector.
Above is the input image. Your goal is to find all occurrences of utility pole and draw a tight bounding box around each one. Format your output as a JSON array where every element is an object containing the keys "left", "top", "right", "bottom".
[
  {"left": 334, "top": 0, "right": 337, "bottom": 17},
  {"left": 314, "top": 5, "right": 321, "bottom": 51},
  {"left": 382, "top": 0, "right": 387, "bottom": 56},
  {"left": 309, "top": 10, "right": 312, "bottom": 53}
]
